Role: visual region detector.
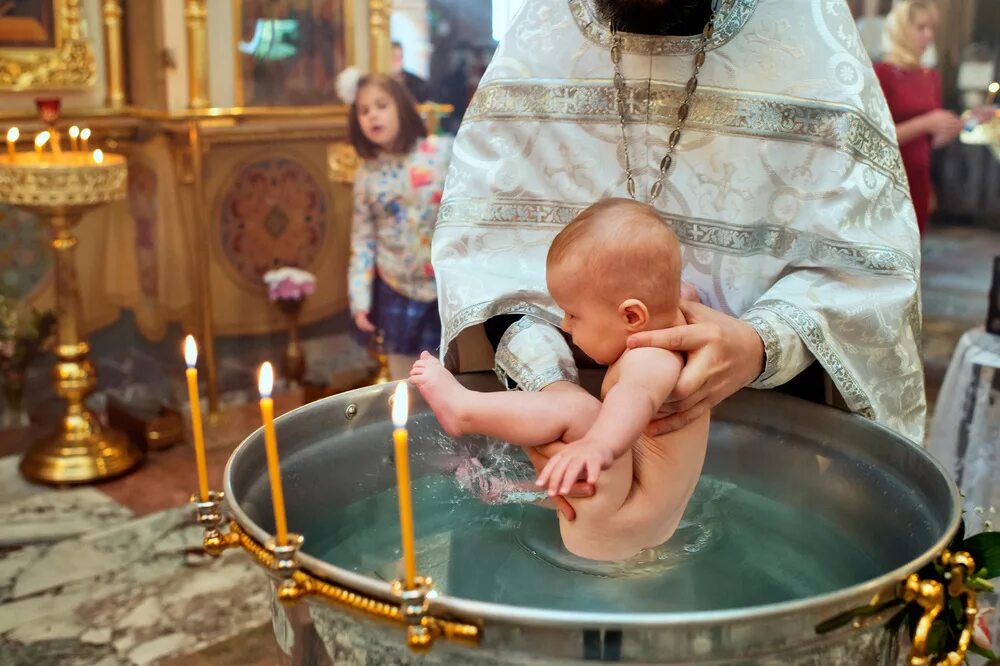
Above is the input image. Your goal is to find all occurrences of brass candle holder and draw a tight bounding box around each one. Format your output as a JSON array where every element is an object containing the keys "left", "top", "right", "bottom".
[
  {"left": 186, "top": 380, "right": 477, "bottom": 652},
  {"left": 0, "top": 150, "right": 143, "bottom": 484}
]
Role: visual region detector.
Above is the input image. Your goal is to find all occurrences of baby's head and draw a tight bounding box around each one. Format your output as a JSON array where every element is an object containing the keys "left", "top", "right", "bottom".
[
  {"left": 546, "top": 198, "right": 682, "bottom": 365},
  {"left": 348, "top": 74, "right": 427, "bottom": 159}
]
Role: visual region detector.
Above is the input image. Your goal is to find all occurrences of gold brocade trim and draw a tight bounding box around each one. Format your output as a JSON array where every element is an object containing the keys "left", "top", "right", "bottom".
[
  {"left": 436, "top": 199, "right": 916, "bottom": 275},
  {"left": 752, "top": 299, "right": 876, "bottom": 419},
  {"left": 464, "top": 82, "right": 906, "bottom": 188},
  {"left": 568, "top": 0, "right": 758, "bottom": 56}
]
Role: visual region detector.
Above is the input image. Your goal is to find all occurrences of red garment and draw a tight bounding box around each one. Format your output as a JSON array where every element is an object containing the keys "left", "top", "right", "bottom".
[{"left": 873, "top": 62, "right": 941, "bottom": 234}]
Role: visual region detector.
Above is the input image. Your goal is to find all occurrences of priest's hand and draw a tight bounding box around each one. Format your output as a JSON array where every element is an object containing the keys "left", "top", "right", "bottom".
[
  {"left": 626, "top": 301, "right": 764, "bottom": 435},
  {"left": 354, "top": 311, "right": 376, "bottom": 333}
]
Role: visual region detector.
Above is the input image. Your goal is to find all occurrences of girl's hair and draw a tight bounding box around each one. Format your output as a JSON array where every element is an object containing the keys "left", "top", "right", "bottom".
[
  {"left": 348, "top": 74, "right": 427, "bottom": 159},
  {"left": 882, "top": 0, "right": 939, "bottom": 68}
]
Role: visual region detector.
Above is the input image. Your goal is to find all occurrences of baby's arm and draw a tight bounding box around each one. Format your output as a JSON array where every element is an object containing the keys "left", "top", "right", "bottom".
[{"left": 536, "top": 347, "right": 683, "bottom": 495}]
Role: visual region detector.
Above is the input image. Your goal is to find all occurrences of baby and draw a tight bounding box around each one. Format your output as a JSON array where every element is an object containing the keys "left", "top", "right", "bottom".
[{"left": 411, "top": 198, "right": 709, "bottom": 561}]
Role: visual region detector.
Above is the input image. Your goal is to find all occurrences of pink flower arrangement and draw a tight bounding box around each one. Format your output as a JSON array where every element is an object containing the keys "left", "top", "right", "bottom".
[{"left": 263, "top": 267, "right": 317, "bottom": 302}]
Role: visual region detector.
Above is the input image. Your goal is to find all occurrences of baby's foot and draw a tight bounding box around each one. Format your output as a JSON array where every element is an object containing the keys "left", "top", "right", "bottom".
[{"left": 409, "top": 351, "right": 470, "bottom": 437}]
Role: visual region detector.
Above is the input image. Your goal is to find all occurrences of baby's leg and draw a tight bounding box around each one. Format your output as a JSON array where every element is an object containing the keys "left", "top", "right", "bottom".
[
  {"left": 410, "top": 353, "right": 600, "bottom": 445},
  {"left": 556, "top": 448, "right": 638, "bottom": 561}
]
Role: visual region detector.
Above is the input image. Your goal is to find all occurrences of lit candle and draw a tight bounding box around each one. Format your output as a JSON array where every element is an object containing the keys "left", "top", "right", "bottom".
[
  {"left": 184, "top": 336, "right": 210, "bottom": 501},
  {"left": 68, "top": 125, "right": 80, "bottom": 151},
  {"left": 258, "top": 362, "right": 289, "bottom": 546},
  {"left": 93, "top": 149, "right": 104, "bottom": 164},
  {"left": 34, "top": 130, "right": 50, "bottom": 157},
  {"left": 80, "top": 127, "right": 91, "bottom": 152},
  {"left": 392, "top": 381, "right": 417, "bottom": 588},
  {"left": 5, "top": 127, "right": 17, "bottom": 159},
  {"left": 988, "top": 82, "right": 1000, "bottom": 106}
]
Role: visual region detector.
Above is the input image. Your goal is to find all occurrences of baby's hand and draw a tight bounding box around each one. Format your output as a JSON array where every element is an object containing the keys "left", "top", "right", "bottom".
[{"left": 536, "top": 440, "right": 614, "bottom": 496}]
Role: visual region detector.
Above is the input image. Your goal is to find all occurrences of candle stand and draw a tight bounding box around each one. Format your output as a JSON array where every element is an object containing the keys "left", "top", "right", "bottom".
[{"left": 0, "top": 151, "right": 143, "bottom": 484}]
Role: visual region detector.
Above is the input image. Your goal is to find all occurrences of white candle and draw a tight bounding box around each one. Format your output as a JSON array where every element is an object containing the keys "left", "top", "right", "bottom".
[
  {"left": 6, "top": 127, "right": 18, "bottom": 159},
  {"left": 34, "top": 131, "right": 50, "bottom": 157}
]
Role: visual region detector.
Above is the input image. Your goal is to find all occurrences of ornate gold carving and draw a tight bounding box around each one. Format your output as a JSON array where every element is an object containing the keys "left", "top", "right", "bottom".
[
  {"left": 369, "top": 0, "right": 392, "bottom": 74},
  {"left": 217, "top": 519, "right": 482, "bottom": 650},
  {"left": 0, "top": 0, "right": 97, "bottom": 91},
  {"left": 185, "top": 0, "right": 210, "bottom": 108},
  {"left": 327, "top": 142, "right": 360, "bottom": 184},
  {"left": 0, "top": 155, "right": 127, "bottom": 209},
  {"left": 904, "top": 550, "right": 978, "bottom": 666},
  {"left": 102, "top": 0, "right": 125, "bottom": 107}
]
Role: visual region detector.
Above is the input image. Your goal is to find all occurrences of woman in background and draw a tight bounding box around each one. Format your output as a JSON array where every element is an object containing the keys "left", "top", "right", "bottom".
[{"left": 874, "top": 0, "right": 962, "bottom": 235}]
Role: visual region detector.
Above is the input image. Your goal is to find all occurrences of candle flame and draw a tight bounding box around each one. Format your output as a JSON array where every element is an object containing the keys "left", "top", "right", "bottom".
[
  {"left": 392, "top": 382, "right": 409, "bottom": 428},
  {"left": 184, "top": 335, "right": 198, "bottom": 368},
  {"left": 93, "top": 149, "right": 104, "bottom": 164},
  {"left": 34, "top": 131, "right": 50, "bottom": 148},
  {"left": 68, "top": 125, "right": 80, "bottom": 139},
  {"left": 6, "top": 127, "right": 18, "bottom": 142},
  {"left": 990, "top": 82, "right": 1000, "bottom": 94},
  {"left": 258, "top": 362, "right": 274, "bottom": 398},
  {"left": 80, "top": 128, "right": 91, "bottom": 141}
]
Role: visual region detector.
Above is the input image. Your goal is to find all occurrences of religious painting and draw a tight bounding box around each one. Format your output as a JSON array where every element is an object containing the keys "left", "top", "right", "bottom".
[
  {"left": 235, "top": 0, "right": 350, "bottom": 106},
  {"left": 0, "top": 0, "right": 95, "bottom": 90},
  {"left": 0, "top": 0, "right": 56, "bottom": 48}
]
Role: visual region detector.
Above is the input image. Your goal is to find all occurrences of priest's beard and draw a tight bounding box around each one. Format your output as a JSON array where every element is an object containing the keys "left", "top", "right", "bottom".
[{"left": 592, "top": 0, "right": 713, "bottom": 36}]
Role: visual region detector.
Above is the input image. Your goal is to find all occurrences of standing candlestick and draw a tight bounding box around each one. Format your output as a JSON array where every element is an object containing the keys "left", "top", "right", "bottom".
[
  {"left": 391, "top": 381, "right": 417, "bottom": 588},
  {"left": 258, "top": 362, "right": 289, "bottom": 545},
  {"left": 6, "top": 128, "right": 17, "bottom": 158},
  {"left": 184, "top": 336, "right": 210, "bottom": 501},
  {"left": 988, "top": 82, "right": 1000, "bottom": 106},
  {"left": 68, "top": 125, "right": 80, "bottom": 151},
  {"left": 34, "top": 131, "right": 50, "bottom": 157},
  {"left": 80, "top": 128, "right": 91, "bottom": 152}
]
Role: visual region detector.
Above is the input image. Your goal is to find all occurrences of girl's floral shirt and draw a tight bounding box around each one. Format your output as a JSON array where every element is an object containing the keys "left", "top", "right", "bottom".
[{"left": 348, "top": 136, "right": 453, "bottom": 315}]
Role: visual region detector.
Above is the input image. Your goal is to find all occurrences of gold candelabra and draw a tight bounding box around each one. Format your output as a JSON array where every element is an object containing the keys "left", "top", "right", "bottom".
[{"left": 0, "top": 139, "right": 143, "bottom": 484}]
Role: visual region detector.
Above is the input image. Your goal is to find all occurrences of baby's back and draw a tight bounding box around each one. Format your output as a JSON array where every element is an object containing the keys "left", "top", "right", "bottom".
[{"left": 556, "top": 365, "right": 710, "bottom": 561}]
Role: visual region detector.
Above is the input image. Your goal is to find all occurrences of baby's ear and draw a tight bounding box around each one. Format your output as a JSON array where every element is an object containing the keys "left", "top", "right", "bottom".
[{"left": 618, "top": 299, "right": 649, "bottom": 331}]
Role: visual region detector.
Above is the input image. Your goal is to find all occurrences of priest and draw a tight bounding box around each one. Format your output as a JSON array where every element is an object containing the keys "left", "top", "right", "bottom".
[{"left": 434, "top": 0, "right": 924, "bottom": 444}]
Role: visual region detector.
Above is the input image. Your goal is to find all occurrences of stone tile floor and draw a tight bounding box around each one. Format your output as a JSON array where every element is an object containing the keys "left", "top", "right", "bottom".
[{"left": 0, "top": 226, "right": 996, "bottom": 665}]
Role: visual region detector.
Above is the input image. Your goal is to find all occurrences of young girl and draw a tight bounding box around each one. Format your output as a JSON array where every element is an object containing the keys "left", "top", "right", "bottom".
[{"left": 345, "top": 73, "right": 452, "bottom": 379}]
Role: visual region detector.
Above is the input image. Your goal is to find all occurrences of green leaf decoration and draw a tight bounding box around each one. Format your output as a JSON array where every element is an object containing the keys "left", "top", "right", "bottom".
[
  {"left": 967, "top": 643, "right": 998, "bottom": 662},
  {"left": 963, "top": 533, "right": 1000, "bottom": 578}
]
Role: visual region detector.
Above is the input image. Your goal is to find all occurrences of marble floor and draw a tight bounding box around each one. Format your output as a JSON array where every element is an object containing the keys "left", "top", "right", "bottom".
[{"left": 0, "top": 225, "right": 996, "bottom": 665}]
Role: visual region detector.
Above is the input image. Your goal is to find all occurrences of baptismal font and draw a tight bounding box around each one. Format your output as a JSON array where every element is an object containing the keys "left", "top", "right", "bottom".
[{"left": 0, "top": 101, "right": 142, "bottom": 484}]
